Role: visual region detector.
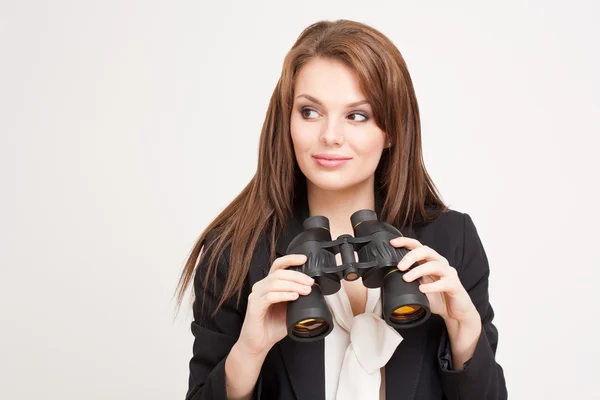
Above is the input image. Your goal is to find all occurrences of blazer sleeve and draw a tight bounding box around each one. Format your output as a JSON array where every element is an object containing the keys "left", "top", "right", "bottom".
[
  {"left": 437, "top": 213, "right": 508, "bottom": 400},
  {"left": 185, "top": 237, "right": 262, "bottom": 400}
]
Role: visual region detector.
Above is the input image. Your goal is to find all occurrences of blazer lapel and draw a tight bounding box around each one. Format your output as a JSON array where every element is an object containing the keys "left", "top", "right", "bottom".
[
  {"left": 384, "top": 224, "right": 429, "bottom": 399},
  {"left": 278, "top": 336, "right": 325, "bottom": 399},
  {"left": 384, "top": 324, "right": 429, "bottom": 399}
]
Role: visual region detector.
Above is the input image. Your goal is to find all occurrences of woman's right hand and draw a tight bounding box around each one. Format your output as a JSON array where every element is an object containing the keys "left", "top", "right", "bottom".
[{"left": 237, "top": 254, "right": 314, "bottom": 357}]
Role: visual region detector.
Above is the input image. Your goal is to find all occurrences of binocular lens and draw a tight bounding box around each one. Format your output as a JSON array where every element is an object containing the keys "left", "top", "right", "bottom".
[
  {"left": 292, "top": 318, "right": 330, "bottom": 339},
  {"left": 390, "top": 304, "right": 426, "bottom": 324},
  {"left": 287, "top": 283, "right": 334, "bottom": 341}
]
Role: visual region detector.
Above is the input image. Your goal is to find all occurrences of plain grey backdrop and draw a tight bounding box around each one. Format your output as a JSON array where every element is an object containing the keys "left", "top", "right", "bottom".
[{"left": 1, "top": 1, "right": 599, "bottom": 399}]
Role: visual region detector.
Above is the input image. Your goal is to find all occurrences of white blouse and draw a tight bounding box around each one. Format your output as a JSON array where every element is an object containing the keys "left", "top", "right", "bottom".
[{"left": 323, "top": 283, "right": 404, "bottom": 400}]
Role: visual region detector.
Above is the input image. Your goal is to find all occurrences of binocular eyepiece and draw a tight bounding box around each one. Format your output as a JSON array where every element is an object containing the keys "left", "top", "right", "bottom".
[{"left": 285, "top": 209, "right": 431, "bottom": 342}]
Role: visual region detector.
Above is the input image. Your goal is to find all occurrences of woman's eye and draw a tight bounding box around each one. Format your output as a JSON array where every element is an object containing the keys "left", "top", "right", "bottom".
[
  {"left": 300, "top": 108, "right": 369, "bottom": 122},
  {"left": 301, "top": 108, "right": 318, "bottom": 119},
  {"left": 348, "top": 112, "right": 369, "bottom": 122}
]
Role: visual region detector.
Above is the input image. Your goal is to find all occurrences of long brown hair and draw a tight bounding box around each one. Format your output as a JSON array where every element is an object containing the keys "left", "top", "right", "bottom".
[{"left": 174, "top": 19, "right": 447, "bottom": 315}]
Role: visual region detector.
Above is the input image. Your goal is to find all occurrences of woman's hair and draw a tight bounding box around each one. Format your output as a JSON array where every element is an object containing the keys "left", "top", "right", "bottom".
[{"left": 175, "top": 19, "right": 447, "bottom": 314}]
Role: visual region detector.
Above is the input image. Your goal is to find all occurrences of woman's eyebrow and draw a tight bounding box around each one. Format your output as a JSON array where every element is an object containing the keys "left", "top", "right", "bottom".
[{"left": 295, "top": 94, "right": 370, "bottom": 108}]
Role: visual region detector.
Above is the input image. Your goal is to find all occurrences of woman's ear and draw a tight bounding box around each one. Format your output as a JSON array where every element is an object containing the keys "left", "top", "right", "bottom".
[{"left": 384, "top": 133, "right": 392, "bottom": 149}]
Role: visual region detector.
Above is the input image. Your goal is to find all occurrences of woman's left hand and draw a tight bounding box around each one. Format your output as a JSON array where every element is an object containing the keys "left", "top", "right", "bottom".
[{"left": 389, "top": 236, "right": 480, "bottom": 325}]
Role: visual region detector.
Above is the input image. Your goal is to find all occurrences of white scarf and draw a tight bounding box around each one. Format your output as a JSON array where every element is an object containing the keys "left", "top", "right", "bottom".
[{"left": 324, "top": 284, "right": 404, "bottom": 400}]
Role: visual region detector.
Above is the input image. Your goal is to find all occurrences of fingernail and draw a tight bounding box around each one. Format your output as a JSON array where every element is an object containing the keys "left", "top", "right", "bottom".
[
  {"left": 403, "top": 273, "right": 412, "bottom": 282},
  {"left": 305, "top": 276, "right": 314, "bottom": 284}
]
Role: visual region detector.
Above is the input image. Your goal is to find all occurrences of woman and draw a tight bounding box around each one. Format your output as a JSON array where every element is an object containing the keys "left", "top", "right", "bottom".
[{"left": 176, "top": 19, "right": 507, "bottom": 400}]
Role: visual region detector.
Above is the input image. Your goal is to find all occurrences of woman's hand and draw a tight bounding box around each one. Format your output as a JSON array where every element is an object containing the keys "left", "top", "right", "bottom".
[
  {"left": 236, "top": 254, "right": 314, "bottom": 357},
  {"left": 389, "top": 236, "right": 482, "bottom": 369},
  {"left": 389, "top": 236, "right": 479, "bottom": 326}
]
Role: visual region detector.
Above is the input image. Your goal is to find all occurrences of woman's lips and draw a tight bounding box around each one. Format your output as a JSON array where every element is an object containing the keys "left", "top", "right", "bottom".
[{"left": 312, "top": 156, "right": 351, "bottom": 168}]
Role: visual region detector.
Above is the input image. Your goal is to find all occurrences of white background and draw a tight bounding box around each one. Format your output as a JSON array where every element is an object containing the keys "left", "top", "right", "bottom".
[{"left": 1, "top": 1, "right": 599, "bottom": 399}]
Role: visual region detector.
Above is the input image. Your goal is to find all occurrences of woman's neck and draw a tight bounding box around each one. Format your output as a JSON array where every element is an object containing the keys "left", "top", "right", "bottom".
[{"left": 306, "top": 179, "right": 376, "bottom": 238}]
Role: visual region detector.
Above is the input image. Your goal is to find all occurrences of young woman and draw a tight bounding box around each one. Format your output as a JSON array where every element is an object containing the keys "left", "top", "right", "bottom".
[{"left": 176, "top": 19, "right": 507, "bottom": 400}]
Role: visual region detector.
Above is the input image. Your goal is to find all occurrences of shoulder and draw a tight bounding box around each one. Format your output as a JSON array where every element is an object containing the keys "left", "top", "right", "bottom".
[
  {"left": 412, "top": 206, "right": 469, "bottom": 240},
  {"left": 409, "top": 207, "right": 477, "bottom": 269},
  {"left": 416, "top": 206, "right": 465, "bottom": 230},
  {"left": 199, "top": 226, "right": 273, "bottom": 288}
]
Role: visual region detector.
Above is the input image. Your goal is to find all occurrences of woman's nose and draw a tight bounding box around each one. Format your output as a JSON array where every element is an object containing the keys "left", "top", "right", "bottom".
[{"left": 320, "top": 119, "right": 345, "bottom": 146}]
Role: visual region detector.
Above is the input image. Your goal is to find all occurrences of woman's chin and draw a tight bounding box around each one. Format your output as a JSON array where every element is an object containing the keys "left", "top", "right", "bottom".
[{"left": 306, "top": 176, "right": 361, "bottom": 192}]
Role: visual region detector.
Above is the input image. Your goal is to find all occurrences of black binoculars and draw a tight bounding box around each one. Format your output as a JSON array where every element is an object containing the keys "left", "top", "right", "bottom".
[{"left": 285, "top": 209, "right": 431, "bottom": 342}]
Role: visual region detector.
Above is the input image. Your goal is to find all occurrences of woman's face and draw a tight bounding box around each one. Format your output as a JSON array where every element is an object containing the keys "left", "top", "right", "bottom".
[{"left": 290, "top": 57, "right": 387, "bottom": 193}]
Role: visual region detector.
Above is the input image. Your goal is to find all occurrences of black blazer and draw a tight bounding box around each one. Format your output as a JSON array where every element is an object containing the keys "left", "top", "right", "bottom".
[{"left": 185, "top": 193, "right": 508, "bottom": 400}]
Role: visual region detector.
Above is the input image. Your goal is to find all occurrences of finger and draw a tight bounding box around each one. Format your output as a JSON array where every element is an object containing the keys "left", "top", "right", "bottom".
[
  {"left": 419, "top": 275, "right": 436, "bottom": 285},
  {"left": 253, "top": 267, "right": 313, "bottom": 296},
  {"left": 271, "top": 268, "right": 315, "bottom": 285},
  {"left": 397, "top": 245, "right": 447, "bottom": 271},
  {"left": 269, "top": 254, "right": 307, "bottom": 274},
  {"left": 259, "top": 291, "right": 300, "bottom": 308},
  {"left": 389, "top": 236, "right": 422, "bottom": 250},
  {"left": 419, "top": 278, "right": 461, "bottom": 295},
  {"left": 262, "top": 279, "right": 313, "bottom": 296},
  {"left": 403, "top": 261, "right": 452, "bottom": 282}
]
